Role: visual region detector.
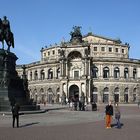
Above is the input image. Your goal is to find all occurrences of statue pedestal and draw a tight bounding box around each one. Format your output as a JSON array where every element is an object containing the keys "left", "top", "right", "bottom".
[
  {"left": 0, "top": 49, "right": 39, "bottom": 111},
  {"left": 0, "top": 88, "right": 11, "bottom": 111},
  {"left": 0, "top": 49, "right": 18, "bottom": 111}
]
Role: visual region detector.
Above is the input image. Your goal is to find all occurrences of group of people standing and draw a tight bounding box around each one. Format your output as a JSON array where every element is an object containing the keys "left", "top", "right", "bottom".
[
  {"left": 105, "top": 101, "right": 121, "bottom": 129},
  {"left": 10, "top": 101, "right": 121, "bottom": 129}
]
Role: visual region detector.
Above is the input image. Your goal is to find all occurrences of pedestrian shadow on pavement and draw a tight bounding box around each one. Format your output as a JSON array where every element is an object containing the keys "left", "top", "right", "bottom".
[
  {"left": 19, "top": 122, "right": 39, "bottom": 128},
  {"left": 111, "top": 123, "right": 124, "bottom": 128}
]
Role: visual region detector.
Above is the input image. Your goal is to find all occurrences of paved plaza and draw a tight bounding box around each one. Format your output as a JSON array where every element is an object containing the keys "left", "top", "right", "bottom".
[{"left": 0, "top": 104, "right": 140, "bottom": 140}]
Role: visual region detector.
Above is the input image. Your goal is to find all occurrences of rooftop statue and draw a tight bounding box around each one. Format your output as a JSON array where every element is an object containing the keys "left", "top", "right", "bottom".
[
  {"left": 0, "top": 16, "right": 14, "bottom": 51},
  {"left": 70, "top": 26, "right": 83, "bottom": 44}
]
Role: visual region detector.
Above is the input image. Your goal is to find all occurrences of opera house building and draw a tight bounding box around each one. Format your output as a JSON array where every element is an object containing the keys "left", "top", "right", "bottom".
[{"left": 17, "top": 27, "right": 140, "bottom": 104}]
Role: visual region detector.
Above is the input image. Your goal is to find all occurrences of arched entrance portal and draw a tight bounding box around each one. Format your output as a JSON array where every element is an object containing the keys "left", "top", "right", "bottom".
[{"left": 69, "top": 85, "right": 79, "bottom": 101}]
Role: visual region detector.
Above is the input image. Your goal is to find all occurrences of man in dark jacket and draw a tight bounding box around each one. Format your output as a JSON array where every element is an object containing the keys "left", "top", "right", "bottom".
[
  {"left": 105, "top": 101, "right": 113, "bottom": 129},
  {"left": 12, "top": 103, "right": 20, "bottom": 128}
]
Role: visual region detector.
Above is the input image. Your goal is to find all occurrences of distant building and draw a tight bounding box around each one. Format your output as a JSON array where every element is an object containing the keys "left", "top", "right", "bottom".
[{"left": 17, "top": 27, "right": 140, "bottom": 104}]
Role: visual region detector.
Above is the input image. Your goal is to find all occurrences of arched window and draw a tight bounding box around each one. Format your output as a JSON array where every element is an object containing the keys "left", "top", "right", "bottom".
[
  {"left": 133, "top": 68, "right": 137, "bottom": 79},
  {"left": 93, "top": 87, "right": 98, "bottom": 92},
  {"left": 104, "top": 87, "right": 109, "bottom": 92},
  {"left": 103, "top": 67, "right": 109, "bottom": 78},
  {"left": 68, "top": 51, "right": 82, "bottom": 60},
  {"left": 124, "top": 88, "right": 129, "bottom": 102},
  {"left": 92, "top": 66, "right": 98, "bottom": 78},
  {"left": 34, "top": 70, "right": 38, "bottom": 80},
  {"left": 30, "top": 72, "right": 32, "bottom": 80},
  {"left": 103, "top": 87, "right": 109, "bottom": 103},
  {"left": 114, "top": 87, "right": 119, "bottom": 102},
  {"left": 91, "top": 87, "right": 98, "bottom": 102},
  {"left": 48, "top": 69, "right": 53, "bottom": 79},
  {"left": 56, "top": 68, "right": 60, "bottom": 79},
  {"left": 114, "top": 67, "right": 120, "bottom": 78},
  {"left": 56, "top": 88, "right": 60, "bottom": 103},
  {"left": 40, "top": 69, "right": 45, "bottom": 80},
  {"left": 124, "top": 67, "right": 129, "bottom": 79},
  {"left": 114, "top": 87, "right": 119, "bottom": 93},
  {"left": 47, "top": 88, "right": 53, "bottom": 103}
]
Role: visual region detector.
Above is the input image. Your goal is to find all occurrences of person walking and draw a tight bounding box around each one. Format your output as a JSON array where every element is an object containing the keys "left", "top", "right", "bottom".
[
  {"left": 12, "top": 103, "right": 20, "bottom": 128},
  {"left": 105, "top": 101, "right": 113, "bottom": 129},
  {"left": 115, "top": 103, "right": 121, "bottom": 128}
]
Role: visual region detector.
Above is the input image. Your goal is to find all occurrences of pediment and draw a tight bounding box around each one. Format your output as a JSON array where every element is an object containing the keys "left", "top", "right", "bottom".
[{"left": 83, "top": 34, "right": 117, "bottom": 44}]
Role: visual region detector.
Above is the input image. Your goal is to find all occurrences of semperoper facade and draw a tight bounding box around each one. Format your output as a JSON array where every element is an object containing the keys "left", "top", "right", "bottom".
[{"left": 17, "top": 26, "right": 140, "bottom": 104}]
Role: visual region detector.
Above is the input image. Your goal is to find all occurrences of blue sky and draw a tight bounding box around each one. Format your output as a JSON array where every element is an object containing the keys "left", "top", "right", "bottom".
[{"left": 0, "top": 0, "right": 140, "bottom": 64}]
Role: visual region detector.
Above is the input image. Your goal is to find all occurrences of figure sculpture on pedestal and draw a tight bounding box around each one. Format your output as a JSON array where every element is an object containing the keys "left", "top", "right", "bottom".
[
  {"left": 0, "top": 16, "right": 14, "bottom": 51},
  {"left": 0, "top": 16, "right": 39, "bottom": 111}
]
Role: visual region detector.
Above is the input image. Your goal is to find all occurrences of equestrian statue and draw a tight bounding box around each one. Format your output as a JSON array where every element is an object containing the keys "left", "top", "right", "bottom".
[{"left": 0, "top": 16, "right": 14, "bottom": 51}]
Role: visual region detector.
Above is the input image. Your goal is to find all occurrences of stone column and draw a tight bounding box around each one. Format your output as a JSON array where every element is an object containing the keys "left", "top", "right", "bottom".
[
  {"left": 54, "top": 67, "right": 56, "bottom": 79},
  {"left": 85, "top": 58, "right": 88, "bottom": 76},
  {"left": 120, "top": 65, "right": 124, "bottom": 79},
  {"left": 44, "top": 68, "right": 47, "bottom": 79},
  {"left": 66, "top": 60, "right": 68, "bottom": 77},
  {"left": 88, "top": 59, "right": 91, "bottom": 76},
  {"left": 100, "top": 64, "right": 103, "bottom": 78},
  {"left": 129, "top": 66, "right": 133, "bottom": 79},
  {"left": 27, "top": 70, "right": 30, "bottom": 80},
  {"left": 38, "top": 69, "right": 41, "bottom": 80},
  {"left": 88, "top": 80, "right": 91, "bottom": 103},
  {"left": 111, "top": 65, "right": 114, "bottom": 78},
  {"left": 60, "top": 60, "right": 63, "bottom": 77},
  {"left": 32, "top": 70, "right": 35, "bottom": 80}
]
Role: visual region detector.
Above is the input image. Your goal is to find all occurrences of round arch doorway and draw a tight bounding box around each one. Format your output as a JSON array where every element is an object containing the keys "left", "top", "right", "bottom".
[{"left": 69, "top": 85, "right": 79, "bottom": 101}]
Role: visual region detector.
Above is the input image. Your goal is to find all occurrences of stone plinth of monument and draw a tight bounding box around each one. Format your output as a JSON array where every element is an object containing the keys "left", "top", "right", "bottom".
[{"left": 0, "top": 49, "right": 40, "bottom": 111}]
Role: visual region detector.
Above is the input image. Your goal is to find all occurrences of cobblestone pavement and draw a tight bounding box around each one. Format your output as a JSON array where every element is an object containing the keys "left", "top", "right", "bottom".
[{"left": 0, "top": 105, "right": 140, "bottom": 140}]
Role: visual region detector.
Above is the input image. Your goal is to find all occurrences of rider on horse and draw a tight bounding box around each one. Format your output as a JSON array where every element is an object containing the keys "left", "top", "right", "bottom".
[{"left": 0, "top": 16, "right": 14, "bottom": 51}]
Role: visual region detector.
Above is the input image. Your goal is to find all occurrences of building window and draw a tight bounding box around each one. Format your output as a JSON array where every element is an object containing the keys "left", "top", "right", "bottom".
[
  {"left": 92, "top": 66, "right": 98, "bottom": 78},
  {"left": 34, "top": 70, "right": 38, "bottom": 80},
  {"left": 133, "top": 68, "right": 137, "bottom": 79},
  {"left": 133, "top": 88, "right": 137, "bottom": 102},
  {"left": 94, "top": 47, "right": 97, "bottom": 51},
  {"left": 109, "top": 47, "right": 112, "bottom": 52},
  {"left": 52, "top": 50, "right": 55, "bottom": 55},
  {"left": 114, "top": 87, "right": 119, "bottom": 102},
  {"left": 91, "top": 87, "right": 98, "bottom": 103},
  {"left": 115, "top": 48, "right": 118, "bottom": 52},
  {"left": 114, "top": 67, "right": 120, "bottom": 78},
  {"left": 48, "top": 69, "right": 53, "bottom": 79},
  {"left": 103, "top": 67, "right": 109, "bottom": 78},
  {"left": 44, "top": 53, "right": 46, "bottom": 57},
  {"left": 74, "top": 71, "right": 79, "bottom": 78},
  {"left": 103, "top": 87, "right": 109, "bottom": 103},
  {"left": 101, "top": 47, "right": 105, "bottom": 51},
  {"left": 56, "top": 68, "right": 60, "bottom": 79},
  {"left": 30, "top": 72, "right": 32, "bottom": 80},
  {"left": 124, "top": 88, "right": 129, "bottom": 102},
  {"left": 40, "top": 70, "right": 45, "bottom": 80},
  {"left": 122, "top": 49, "right": 124, "bottom": 53},
  {"left": 124, "top": 67, "right": 129, "bottom": 79},
  {"left": 48, "top": 51, "right": 50, "bottom": 56}
]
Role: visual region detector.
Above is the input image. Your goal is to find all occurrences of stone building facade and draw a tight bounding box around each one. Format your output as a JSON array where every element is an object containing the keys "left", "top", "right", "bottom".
[{"left": 17, "top": 27, "right": 140, "bottom": 104}]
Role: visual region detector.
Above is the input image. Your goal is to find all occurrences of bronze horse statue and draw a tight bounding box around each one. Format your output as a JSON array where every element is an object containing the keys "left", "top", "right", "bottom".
[{"left": 0, "top": 17, "right": 14, "bottom": 51}]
